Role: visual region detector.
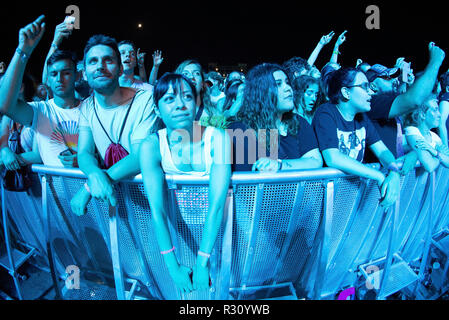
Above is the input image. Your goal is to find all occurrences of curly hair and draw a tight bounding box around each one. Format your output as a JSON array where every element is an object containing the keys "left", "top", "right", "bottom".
[{"left": 237, "top": 63, "right": 300, "bottom": 136}]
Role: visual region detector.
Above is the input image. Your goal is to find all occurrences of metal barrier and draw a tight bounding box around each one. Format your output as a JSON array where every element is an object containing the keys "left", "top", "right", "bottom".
[{"left": 1, "top": 164, "right": 448, "bottom": 300}]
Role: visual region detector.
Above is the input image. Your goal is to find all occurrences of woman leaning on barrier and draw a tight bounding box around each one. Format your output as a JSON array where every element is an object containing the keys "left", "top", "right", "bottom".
[
  {"left": 404, "top": 95, "right": 449, "bottom": 172},
  {"left": 139, "top": 73, "right": 231, "bottom": 293},
  {"left": 312, "top": 67, "right": 403, "bottom": 208},
  {"left": 228, "top": 63, "right": 323, "bottom": 172}
]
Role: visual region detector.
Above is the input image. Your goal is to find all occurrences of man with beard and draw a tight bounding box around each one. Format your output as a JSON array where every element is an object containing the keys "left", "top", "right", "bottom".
[{"left": 70, "top": 34, "right": 158, "bottom": 215}]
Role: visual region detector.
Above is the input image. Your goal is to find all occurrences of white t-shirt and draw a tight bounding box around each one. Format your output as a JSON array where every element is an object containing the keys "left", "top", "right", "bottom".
[
  {"left": 405, "top": 126, "right": 442, "bottom": 149},
  {"left": 79, "top": 88, "right": 158, "bottom": 160},
  {"left": 130, "top": 80, "right": 154, "bottom": 93},
  {"left": 29, "top": 99, "right": 80, "bottom": 167}
]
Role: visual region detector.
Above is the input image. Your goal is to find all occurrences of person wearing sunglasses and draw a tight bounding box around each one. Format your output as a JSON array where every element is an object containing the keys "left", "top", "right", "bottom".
[
  {"left": 364, "top": 43, "right": 446, "bottom": 163},
  {"left": 312, "top": 67, "right": 401, "bottom": 208}
]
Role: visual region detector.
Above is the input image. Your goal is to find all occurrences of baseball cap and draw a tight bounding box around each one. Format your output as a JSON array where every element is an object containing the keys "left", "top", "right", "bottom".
[{"left": 365, "top": 64, "right": 400, "bottom": 82}]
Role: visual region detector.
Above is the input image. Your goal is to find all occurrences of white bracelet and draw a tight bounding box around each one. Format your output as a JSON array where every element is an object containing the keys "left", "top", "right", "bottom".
[{"left": 198, "top": 251, "right": 211, "bottom": 259}]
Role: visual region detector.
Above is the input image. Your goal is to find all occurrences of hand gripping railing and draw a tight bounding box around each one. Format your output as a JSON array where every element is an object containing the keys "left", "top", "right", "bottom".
[{"left": 1, "top": 164, "right": 447, "bottom": 300}]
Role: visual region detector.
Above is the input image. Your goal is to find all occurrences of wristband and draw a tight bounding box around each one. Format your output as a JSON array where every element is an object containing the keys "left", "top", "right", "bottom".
[
  {"left": 16, "top": 47, "right": 30, "bottom": 62},
  {"left": 333, "top": 50, "right": 340, "bottom": 55},
  {"left": 84, "top": 182, "right": 91, "bottom": 193},
  {"left": 198, "top": 251, "right": 211, "bottom": 259},
  {"left": 161, "top": 246, "right": 175, "bottom": 255},
  {"left": 51, "top": 43, "right": 59, "bottom": 49}
]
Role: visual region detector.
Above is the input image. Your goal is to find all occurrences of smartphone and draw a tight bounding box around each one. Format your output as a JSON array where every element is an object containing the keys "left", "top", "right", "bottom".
[
  {"left": 402, "top": 62, "right": 411, "bottom": 83},
  {"left": 64, "top": 16, "right": 76, "bottom": 29}
]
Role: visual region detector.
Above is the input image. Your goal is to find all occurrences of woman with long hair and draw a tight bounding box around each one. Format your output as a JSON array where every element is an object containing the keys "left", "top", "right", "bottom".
[{"left": 229, "top": 63, "right": 322, "bottom": 172}]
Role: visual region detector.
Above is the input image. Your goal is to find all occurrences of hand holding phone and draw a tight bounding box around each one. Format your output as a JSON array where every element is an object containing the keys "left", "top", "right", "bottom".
[{"left": 64, "top": 15, "right": 75, "bottom": 30}]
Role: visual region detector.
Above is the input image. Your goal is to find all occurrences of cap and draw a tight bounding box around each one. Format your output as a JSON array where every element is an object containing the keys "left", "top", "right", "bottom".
[{"left": 365, "top": 64, "right": 400, "bottom": 82}]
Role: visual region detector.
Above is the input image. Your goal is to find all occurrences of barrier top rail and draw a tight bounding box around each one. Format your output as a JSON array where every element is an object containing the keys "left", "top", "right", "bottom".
[{"left": 30, "top": 164, "right": 381, "bottom": 185}]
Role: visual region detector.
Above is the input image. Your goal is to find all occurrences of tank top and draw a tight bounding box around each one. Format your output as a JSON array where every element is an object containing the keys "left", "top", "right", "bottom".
[{"left": 158, "top": 126, "right": 214, "bottom": 176}]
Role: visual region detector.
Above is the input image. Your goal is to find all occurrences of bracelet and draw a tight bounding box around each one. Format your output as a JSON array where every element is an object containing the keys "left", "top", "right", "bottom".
[
  {"left": 161, "top": 246, "right": 175, "bottom": 255},
  {"left": 333, "top": 50, "right": 340, "bottom": 55},
  {"left": 84, "top": 182, "right": 91, "bottom": 193},
  {"left": 198, "top": 250, "right": 211, "bottom": 259},
  {"left": 51, "top": 43, "right": 59, "bottom": 49},
  {"left": 16, "top": 47, "right": 30, "bottom": 62}
]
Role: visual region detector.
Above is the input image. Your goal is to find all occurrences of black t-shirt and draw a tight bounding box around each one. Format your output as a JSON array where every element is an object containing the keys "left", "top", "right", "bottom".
[
  {"left": 227, "top": 116, "right": 319, "bottom": 172},
  {"left": 312, "top": 103, "right": 381, "bottom": 163},
  {"left": 365, "top": 93, "right": 400, "bottom": 161}
]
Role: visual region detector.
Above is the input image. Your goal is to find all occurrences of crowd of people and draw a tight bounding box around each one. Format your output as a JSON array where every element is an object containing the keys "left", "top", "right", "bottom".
[{"left": 1, "top": 15, "right": 449, "bottom": 293}]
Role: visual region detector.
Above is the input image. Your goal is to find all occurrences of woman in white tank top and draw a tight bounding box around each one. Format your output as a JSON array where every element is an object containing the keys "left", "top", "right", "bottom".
[{"left": 139, "top": 73, "right": 231, "bottom": 293}]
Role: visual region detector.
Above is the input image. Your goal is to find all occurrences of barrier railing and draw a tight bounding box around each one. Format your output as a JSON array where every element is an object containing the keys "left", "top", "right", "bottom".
[{"left": 1, "top": 164, "right": 448, "bottom": 300}]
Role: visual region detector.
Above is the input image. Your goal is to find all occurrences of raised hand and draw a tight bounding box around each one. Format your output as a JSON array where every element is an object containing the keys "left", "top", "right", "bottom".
[
  {"left": 18, "top": 15, "right": 46, "bottom": 55},
  {"left": 428, "top": 42, "right": 445, "bottom": 66},
  {"left": 152, "top": 50, "right": 164, "bottom": 67},
  {"left": 53, "top": 21, "right": 72, "bottom": 47},
  {"left": 319, "top": 31, "right": 335, "bottom": 46},
  {"left": 137, "top": 48, "right": 146, "bottom": 67},
  {"left": 335, "top": 30, "right": 347, "bottom": 47}
]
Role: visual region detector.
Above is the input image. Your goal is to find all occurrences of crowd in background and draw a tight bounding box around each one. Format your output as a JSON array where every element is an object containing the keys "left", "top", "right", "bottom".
[{"left": 0, "top": 15, "right": 448, "bottom": 293}]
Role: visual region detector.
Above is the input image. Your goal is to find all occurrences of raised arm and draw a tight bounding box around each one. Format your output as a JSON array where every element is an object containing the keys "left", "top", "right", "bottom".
[
  {"left": 330, "top": 30, "right": 347, "bottom": 64},
  {"left": 307, "top": 31, "right": 335, "bottom": 67},
  {"left": 0, "top": 15, "right": 45, "bottom": 126},
  {"left": 42, "top": 21, "right": 72, "bottom": 86},
  {"left": 148, "top": 50, "right": 164, "bottom": 86},
  {"left": 136, "top": 48, "right": 147, "bottom": 82},
  {"left": 389, "top": 43, "right": 445, "bottom": 119}
]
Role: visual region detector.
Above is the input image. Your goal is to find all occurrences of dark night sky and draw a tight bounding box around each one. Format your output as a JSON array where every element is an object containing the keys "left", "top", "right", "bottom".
[{"left": 1, "top": 0, "right": 448, "bottom": 81}]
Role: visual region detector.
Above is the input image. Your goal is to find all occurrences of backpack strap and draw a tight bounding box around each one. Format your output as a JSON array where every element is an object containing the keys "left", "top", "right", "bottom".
[{"left": 93, "top": 90, "right": 139, "bottom": 145}]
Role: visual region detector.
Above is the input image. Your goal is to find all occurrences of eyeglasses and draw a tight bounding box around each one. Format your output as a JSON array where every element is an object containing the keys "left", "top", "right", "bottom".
[{"left": 346, "top": 82, "right": 372, "bottom": 92}]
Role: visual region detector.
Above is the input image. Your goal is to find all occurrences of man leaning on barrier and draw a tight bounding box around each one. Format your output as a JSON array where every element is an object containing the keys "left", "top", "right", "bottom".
[{"left": 70, "top": 33, "right": 159, "bottom": 215}]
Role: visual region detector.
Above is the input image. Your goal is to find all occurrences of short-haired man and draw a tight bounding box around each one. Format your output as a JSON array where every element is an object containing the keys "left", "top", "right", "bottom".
[
  {"left": 118, "top": 40, "right": 153, "bottom": 92},
  {"left": 0, "top": 15, "right": 80, "bottom": 168},
  {"left": 70, "top": 34, "right": 158, "bottom": 215},
  {"left": 364, "top": 43, "right": 445, "bottom": 162}
]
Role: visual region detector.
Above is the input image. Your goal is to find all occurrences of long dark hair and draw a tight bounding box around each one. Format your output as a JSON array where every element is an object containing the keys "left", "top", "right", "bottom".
[{"left": 237, "top": 63, "right": 300, "bottom": 135}]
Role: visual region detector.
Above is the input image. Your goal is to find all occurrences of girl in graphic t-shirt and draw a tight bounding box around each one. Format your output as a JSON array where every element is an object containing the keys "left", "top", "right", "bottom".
[
  {"left": 404, "top": 96, "right": 449, "bottom": 172},
  {"left": 139, "top": 73, "right": 231, "bottom": 294}
]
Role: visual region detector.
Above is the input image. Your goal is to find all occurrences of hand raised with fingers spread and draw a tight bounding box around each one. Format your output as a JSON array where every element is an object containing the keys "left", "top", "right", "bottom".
[
  {"left": 18, "top": 15, "right": 46, "bottom": 55},
  {"left": 152, "top": 50, "right": 164, "bottom": 67}
]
